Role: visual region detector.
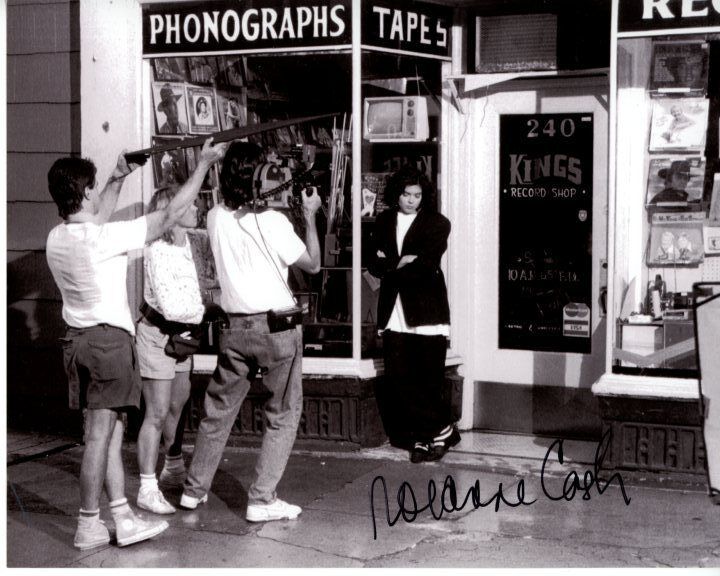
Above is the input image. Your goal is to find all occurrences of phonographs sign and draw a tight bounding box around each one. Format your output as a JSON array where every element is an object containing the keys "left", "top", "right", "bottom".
[{"left": 498, "top": 114, "right": 594, "bottom": 353}]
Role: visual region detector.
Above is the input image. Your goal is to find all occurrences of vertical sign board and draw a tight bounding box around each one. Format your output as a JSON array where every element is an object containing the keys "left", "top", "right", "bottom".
[{"left": 498, "top": 114, "right": 593, "bottom": 353}]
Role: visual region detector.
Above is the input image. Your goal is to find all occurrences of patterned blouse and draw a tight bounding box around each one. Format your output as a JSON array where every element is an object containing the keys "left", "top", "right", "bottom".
[{"left": 144, "top": 238, "right": 205, "bottom": 324}]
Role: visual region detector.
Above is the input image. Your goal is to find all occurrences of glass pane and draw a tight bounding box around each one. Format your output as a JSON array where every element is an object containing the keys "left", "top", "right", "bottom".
[{"left": 612, "top": 36, "right": 720, "bottom": 378}]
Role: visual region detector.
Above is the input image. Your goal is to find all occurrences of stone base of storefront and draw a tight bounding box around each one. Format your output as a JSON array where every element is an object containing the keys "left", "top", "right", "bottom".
[
  {"left": 186, "top": 368, "right": 464, "bottom": 450},
  {"left": 593, "top": 374, "right": 706, "bottom": 476}
]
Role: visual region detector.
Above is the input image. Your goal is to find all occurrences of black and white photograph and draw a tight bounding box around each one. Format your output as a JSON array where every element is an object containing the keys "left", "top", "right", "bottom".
[
  {"left": 646, "top": 156, "right": 706, "bottom": 206},
  {"left": 151, "top": 81, "right": 190, "bottom": 135},
  {"left": 648, "top": 97, "right": 709, "bottom": 152},
  {"left": 7, "top": 0, "right": 720, "bottom": 573},
  {"left": 186, "top": 86, "right": 220, "bottom": 134}
]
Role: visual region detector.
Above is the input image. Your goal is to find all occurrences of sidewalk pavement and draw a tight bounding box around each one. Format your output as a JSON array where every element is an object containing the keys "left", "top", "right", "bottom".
[{"left": 6, "top": 428, "right": 720, "bottom": 569}]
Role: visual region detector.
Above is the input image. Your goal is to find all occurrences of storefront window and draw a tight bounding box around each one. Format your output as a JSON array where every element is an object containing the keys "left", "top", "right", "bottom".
[
  {"left": 612, "top": 34, "right": 720, "bottom": 377},
  {"left": 147, "top": 52, "right": 355, "bottom": 357}
]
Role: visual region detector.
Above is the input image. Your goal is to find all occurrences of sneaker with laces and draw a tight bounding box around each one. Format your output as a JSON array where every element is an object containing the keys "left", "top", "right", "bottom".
[
  {"left": 115, "top": 513, "right": 169, "bottom": 547},
  {"left": 159, "top": 466, "right": 186, "bottom": 487},
  {"left": 246, "top": 499, "right": 301, "bottom": 522},
  {"left": 179, "top": 492, "right": 208, "bottom": 510},
  {"left": 74, "top": 516, "right": 111, "bottom": 550},
  {"left": 137, "top": 488, "right": 176, "bottom": 515}
]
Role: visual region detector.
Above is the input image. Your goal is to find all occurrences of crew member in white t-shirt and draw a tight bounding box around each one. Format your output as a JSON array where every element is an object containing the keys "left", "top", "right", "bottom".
[
  {"left": 46, "top": 137, "right": 227, "bottom": 551},
  {"left": 180, "top": 142, "right": 321, "bottom": 523}
]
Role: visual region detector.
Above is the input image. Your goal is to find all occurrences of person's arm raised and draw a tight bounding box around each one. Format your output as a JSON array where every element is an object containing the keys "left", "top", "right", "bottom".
[
  {"left": 145, "top": 137, "right": 228, "bottom": 243},
  {"left": 93, "top": 151, "right": 145, "bottom": 224},
  {"left": 292, "top": 187, "right": 322, "bottom": 274}
]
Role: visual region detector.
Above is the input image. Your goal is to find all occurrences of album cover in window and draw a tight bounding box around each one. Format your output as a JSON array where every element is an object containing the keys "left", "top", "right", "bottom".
[
  {"left": 646, "top": 156, "right": 705, "bottom": 207},
  {"left": 649, "top": 97, "right": 708, "bottom": 152},
  {"left": 649, "top": 41, "right": 709, "bottom": 94}
]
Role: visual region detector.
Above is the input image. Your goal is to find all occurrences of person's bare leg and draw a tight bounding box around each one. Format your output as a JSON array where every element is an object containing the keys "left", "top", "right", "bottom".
[
  {"left": 161, "top": 371, "right": 191, "bottom": 454},
  {"left": 80, "top": 408, "right": 118, "bottom": 510},
  {"left": 104, "top": 413, "right": 126, "bottom": 501},
  {"left": 137, "top": 379, "right": 172, "bottom": 475}
]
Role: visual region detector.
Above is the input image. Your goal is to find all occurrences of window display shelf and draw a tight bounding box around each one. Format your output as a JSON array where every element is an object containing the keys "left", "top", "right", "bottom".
[
  {"left": 592, "top": 372, "right": 699, "bottom": 399},
  {"left": 447, "top": 68, "right": 609, "bottom": 94}
]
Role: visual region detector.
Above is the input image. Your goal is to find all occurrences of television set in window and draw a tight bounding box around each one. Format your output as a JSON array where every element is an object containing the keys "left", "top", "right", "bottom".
[{"left": 363, "top": 96, "right": 429, "bottom": 142}]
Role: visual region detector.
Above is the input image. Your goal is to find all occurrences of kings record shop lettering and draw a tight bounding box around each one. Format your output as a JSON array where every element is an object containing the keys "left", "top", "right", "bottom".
[
  {"left": 498, "top": 114, "right": 594, "bottom": 354},
  {"left": 618, "top": 0, "right": 720, "bottom": 33}
]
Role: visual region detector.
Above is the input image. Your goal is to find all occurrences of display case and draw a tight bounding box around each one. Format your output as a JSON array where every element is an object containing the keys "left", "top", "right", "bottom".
[{"left": 611, "top": 32, "right": 720, "bottom": 378}]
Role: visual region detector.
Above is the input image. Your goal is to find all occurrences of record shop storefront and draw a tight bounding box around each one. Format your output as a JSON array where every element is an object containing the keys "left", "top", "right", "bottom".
[
  {"left": 77, "top": 0, "right": 459, "bottom": 446},
  {"left": 11, "top": 0, "right": 619, "bottom": 448}
]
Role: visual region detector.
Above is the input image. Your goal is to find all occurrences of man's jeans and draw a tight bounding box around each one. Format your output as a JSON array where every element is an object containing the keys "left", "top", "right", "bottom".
[{"left": 185, "top": 313, "right": 303, "bottom": 505}]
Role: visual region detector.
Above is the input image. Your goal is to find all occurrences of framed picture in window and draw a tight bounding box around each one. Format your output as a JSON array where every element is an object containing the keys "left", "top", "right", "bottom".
[
  {"left": 649, "top": 97, "right": 708, "bottom": 152},
  {"left": 216, "top": 89, "right": 247, "bottom": 130},
  {"left": 152, "top": 82, "right": 190, "bottom": 136},
  {"left": 151, "top": 138, "right": 188, "bottom": 188},
  {"left": 186, "top": 86, "right": 220, "bottom": 134}
]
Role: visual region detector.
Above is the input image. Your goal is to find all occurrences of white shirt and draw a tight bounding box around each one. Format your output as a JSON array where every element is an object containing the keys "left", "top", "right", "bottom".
[
  {"left": 46, "top": 217, "right": 148, "bottom": 335},
  {"left": 144, "top": 239, "right": 205, "bottom": 324},
  {"left": 386, "top": 211, "right": 450, "bottom": 337},
  {"left": 207, "top": 205, "right": 305, "bottom": 313}
]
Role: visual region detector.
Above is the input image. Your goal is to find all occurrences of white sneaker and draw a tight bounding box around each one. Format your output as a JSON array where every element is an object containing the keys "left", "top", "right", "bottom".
[
  {"left": 246, "top": 499, "right": 302, "bottom": 523},
  {"left": 159, "top": 466, "right": 186, "bottom": 487},
  {"left": 179, "top": 492, "right": 208, "bottom": 510},
  {"left": 115, "top": 513, "right": 168, "bottom": 547},
  {"left": 137, "top": 488, "right": 176, "bottom": 515},
  {"left": 74, "top": 517, "right": 110, "bottom": 550}
]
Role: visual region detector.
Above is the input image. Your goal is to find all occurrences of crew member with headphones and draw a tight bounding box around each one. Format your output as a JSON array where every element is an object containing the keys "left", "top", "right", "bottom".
[{"left": 180, "top": 142, "right": 321, "bottom": 523}]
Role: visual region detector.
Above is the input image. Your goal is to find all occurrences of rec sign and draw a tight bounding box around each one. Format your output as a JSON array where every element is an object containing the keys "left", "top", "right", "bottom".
[{"left": 618, "top": 0, "right": 720, "bottom": 34}]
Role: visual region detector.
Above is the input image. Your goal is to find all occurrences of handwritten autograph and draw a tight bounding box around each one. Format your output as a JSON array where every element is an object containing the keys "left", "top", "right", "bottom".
[{"left": 369, "top": 429, "right": 631, "bottom": 539}]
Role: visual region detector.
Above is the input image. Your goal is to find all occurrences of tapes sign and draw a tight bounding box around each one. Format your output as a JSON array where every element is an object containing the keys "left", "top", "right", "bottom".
[
  {"left": 618, "top": 0, "right": 720, "bottom": 34},
  {"left": 498, "top": 114, "right": 593, "bottom": 353},
  {"left": 362, "top": 0, "right": 452, "bottom": 59},
  {"left": 143, "top": 0, "right": 351, "bottom": 55}
]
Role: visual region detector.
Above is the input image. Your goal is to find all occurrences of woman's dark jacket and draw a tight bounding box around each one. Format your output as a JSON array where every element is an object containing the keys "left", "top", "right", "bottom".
[{"left": 368, "top": 208, "right": 451, "bottom": 330}]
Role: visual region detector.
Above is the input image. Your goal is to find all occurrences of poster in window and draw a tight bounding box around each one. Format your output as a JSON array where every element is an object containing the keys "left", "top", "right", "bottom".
[
  {"left": 646, "top": 156, "right": 705, "bottom": 206},
  {"left": 188, "top": 56, "right": 219, "bottom": 85},
  {"left": 217, "top": 55, "right": 246, "bottom": 88},
  {"left": 152, "top": 82, "right": 190, "bottom": 136},
  {"left": 186, "top": 86, "right": 220, "bottom": 134},
  {"left": 151, "top": 138, "right": 188, "bottom": 188},
  {"left": 498, "top": 113, "right": 593, "bottom": 353},
  {"left": 649, "top": 97, "right": 708, "bottom": 152},
  {"left": 647, "top": 211, "right": 704, "bottom": 266},
  {"left": 650, "top": 41, "right": 709, "bottom": 94},
  {"left": 216, "top": 89, "right": 248, "bottom": 130},
  {"left": 153, "top": 57, "right": 189, "bottom": 82}
]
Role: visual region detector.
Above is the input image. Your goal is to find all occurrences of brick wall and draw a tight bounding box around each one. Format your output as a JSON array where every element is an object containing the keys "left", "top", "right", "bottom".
[{"left": 7, "top": 0, "right": 82, "bottom": 432}]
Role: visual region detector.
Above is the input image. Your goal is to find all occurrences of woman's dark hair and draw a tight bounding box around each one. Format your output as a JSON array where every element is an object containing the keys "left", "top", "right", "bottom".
[
  {"left": 148, "top": 185, "right": 179, "bottom": 243},
  {"left": 47, "top": 157, "right": 97, "bottom": 219},
  {"left": 383, "top": 164, "right": 436, "bottom": 212},
  {"left": 196, "top": 97, "right": 208, "bottom": 115},
  {"left": 219, "top": 141, "right": 264, "bottom": 209}
]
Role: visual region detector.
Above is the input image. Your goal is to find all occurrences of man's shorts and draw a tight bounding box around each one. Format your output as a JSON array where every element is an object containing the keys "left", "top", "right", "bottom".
[
  {"left": 61, "top": 324, "right": 142, "bottom": 411},
  {"left": 135, "top": 318, "right": 191, "bottom": 380}
]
